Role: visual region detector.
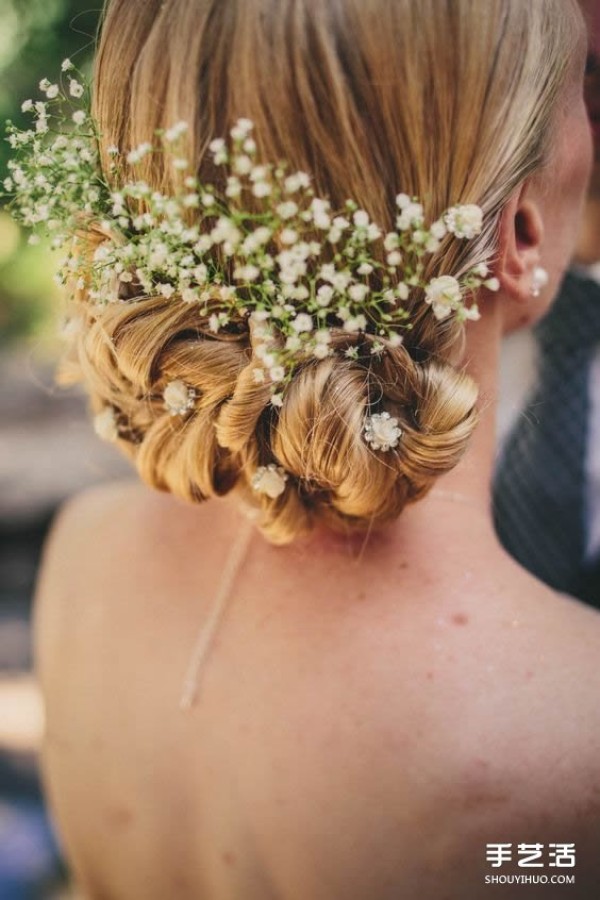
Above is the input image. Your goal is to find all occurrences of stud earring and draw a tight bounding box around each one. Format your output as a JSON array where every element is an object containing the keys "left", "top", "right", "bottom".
[{"left": 531, "top": 266, "right": 549, "bottom": 298}]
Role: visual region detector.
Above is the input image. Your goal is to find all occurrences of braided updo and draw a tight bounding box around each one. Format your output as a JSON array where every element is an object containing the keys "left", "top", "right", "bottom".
[{"left": 66, "top": 0, "right": 580, "bottom": 543}]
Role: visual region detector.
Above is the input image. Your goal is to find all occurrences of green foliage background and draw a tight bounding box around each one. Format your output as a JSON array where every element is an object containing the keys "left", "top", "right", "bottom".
[{"left": 0, "top": 0, "right": 101, "bottom": 346}]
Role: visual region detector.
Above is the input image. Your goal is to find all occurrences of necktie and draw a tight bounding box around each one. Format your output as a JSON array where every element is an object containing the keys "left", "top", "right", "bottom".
[{"left": 493, "top": 271, "right": 600, "bottom": 603}]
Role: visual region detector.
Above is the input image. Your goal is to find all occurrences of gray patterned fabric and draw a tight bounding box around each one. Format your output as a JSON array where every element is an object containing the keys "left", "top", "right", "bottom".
[{"left": 493, "top": 271, "right": 600, "bottom": 605}]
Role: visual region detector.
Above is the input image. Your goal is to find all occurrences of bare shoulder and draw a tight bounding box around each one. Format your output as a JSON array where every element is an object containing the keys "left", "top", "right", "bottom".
[
  {"left": 35, "top": 479, "right": 222, "bottom": 594},
  {"left": 33, "top": 480, "right": 227, "bottom": 673},
  {"left": 36, "top": 479, "right": 200, "bottom": 566}
]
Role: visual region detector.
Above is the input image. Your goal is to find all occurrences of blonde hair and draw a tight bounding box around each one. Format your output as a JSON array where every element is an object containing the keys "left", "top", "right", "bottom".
[{"left": 66, "top": 0, "right": 581, "bottom": 544}]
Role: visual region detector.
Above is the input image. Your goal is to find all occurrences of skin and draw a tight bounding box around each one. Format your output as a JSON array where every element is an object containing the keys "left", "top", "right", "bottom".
[{"left": 33, "top": 30, "right": 600, "bottom": 900}]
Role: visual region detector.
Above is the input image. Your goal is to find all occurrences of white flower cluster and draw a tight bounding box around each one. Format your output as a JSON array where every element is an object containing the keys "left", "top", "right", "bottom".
[
  {"left": 251, "top": 464, "right": 288, "bottom": 499},
  {"left": 363, "top": 412, "right": 403, "bottom": 452},
  {"left": 2, "top": 63, "right": 500, "bottom": 409},
  {"left": 163, "top": 379, "right": 196, "bottom": 416}
]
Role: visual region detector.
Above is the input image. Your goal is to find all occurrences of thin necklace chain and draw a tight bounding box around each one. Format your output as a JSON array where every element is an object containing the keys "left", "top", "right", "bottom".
[{"left": 179, "top": 517, "right": 254, "bottom": 712}]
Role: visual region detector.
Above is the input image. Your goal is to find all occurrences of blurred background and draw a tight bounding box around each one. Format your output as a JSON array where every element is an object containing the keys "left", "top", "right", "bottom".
[
  {"left": 0, "top": 1, "right": 598, "bottom": 897},
  {"left": 0, "top": 2, "right": 129, "bottom": 896}
]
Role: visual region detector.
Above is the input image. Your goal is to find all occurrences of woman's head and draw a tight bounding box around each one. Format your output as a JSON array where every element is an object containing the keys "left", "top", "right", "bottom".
[{"left": 71, "top": 0, "right": 585, "bottom": 543}]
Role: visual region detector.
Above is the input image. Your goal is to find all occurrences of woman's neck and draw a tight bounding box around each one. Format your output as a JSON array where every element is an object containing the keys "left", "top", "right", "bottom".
[{"left": 386, "top": 299, "right": 504, "bottom": 550}]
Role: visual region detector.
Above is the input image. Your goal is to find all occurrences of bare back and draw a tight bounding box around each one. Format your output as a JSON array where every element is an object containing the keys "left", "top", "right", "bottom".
[{"left": 34, "top": 482, "right": 600, "bottom": 899}]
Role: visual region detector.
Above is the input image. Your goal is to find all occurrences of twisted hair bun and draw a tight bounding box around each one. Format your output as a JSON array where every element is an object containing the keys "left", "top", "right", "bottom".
[
  {"left": 64, "top": 236, "right": 478, "bottom": 544},
  {"left": 64, "top": 0, "right": 578, "bottom": 543}
]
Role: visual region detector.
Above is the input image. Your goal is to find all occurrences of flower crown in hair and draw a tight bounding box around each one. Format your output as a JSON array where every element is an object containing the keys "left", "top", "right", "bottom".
[{"left": 2, "top": 62, "right": 499, "bottom": 419}]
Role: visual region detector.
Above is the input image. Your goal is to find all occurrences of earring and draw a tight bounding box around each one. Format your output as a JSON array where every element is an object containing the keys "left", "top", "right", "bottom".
[{"left": 530, "top": 266, "right": 549, "bottom": 298}]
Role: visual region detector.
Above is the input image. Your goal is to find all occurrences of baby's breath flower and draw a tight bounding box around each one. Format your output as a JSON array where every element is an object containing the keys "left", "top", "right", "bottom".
[
  {"left": 364, "top": 412, "right": 402, "bottom": 452},
  {"left": 231, "top": 118, "right": 254, "bottom": 141},
  {"left": 72, "top": 110, "right": 86, "bottom": 126},
  {"left": 284, "top": 172, "right": 310, "bottom": 194},
  {"left": 94, "top": 407, "right": 119, "bottom": 442},
  {"left": 430, "top": 220, "right": 447, "bottom": 240},
  {"left": 192, "top": 264, "right": 208, "bottom": 283},
  {"left": 291, "top": 313, "right": 313, "bottom": 333},
  {"left": 234, "top": 264, "right": 261, "bottom": 282},
  {"left": 348, "top": 283, "right": 369, "bottom": 303},
  {"left": 250, "top": 165, "right": 269, "bottom": 183},
  {"left": 396, "top": 202, "right": 424, "bottom": 231},
  {"left": 208, "top": 312, "right": 229, "bottom": 332},
  {"left": 353, "top": 210, "right": 370, "bottom": 227},
  {"left": 485, "top": 277, "right": 500, "bottom": 292},
  {"left": 158, "top": 282, "right": 176, "bottom": 299},
  {"left": 284, "top": 335, "right": 301, "bottom": 352},
  {"left": 251, "top": 464, "right": 288, "bottom": 498},
  {"left": 444, "top": 204, "right": 483, "bottom": 239},
  {"left": 69, "top": 79, "right": 84, "bottom": 98},
  {"left": 61, "top": 58, "right": 74, "bottom": 72},
  {"left": 252, "top": 181, "right": 271, "bottom": 198},
  {"left": 424, "top": 275, "right": 462, "bottom": 320},
  {"left": 269, "top": 365, "right": 285, "bottom": 382},
  {"left": 280, "top": 228, "right": 298, "bottom": 245},
  {"left": 164, "top": 121, "right": 189, "bottom": 142},
  {"left": 312, "top": 330, "right": 332, "bottom": 359},
  {"left": 226, "top": 176, "right": 242, "bottom": 198},
  {"left": 343, "top": 314, "right": 368, "bottom": 333},
  {"left": 163, "top": 379, "right": 196, "bottom": 416},
  {"left": 233, "top": 154, "right": 252, "bottom": 175},
  {"left": 277, "top": 201, "right": 298, "bottom": 219},
  {"left": 331, "top": 270, "right": 352, "bottom": 292},
  {"left": 333, "top": 216, "right": 350, "bottom": 231}
]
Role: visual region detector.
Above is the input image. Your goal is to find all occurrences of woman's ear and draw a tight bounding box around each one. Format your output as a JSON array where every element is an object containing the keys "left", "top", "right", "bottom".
[{"left": 496, "top": 183, "right": 545, "bottom": 304}]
